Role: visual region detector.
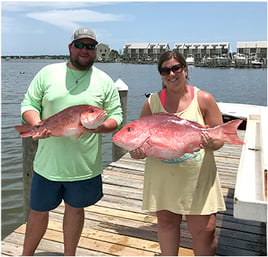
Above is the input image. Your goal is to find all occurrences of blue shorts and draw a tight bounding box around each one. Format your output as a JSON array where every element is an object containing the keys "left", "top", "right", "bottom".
[{"left": 30, "top": 172, "right": 103, "bottom": 211}]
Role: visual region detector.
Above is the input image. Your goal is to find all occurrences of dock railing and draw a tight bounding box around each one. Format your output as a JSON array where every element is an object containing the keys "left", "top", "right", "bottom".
[{"left": 234, "top": 107, "right": 268, "bottom": 222}]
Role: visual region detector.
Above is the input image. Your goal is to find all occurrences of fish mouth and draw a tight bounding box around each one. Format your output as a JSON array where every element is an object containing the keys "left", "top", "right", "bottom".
[
  {"left": 112, "top": 134, "right": 149, "bottom": 151},
  {"left": 112, "top": 140, "right": 133, "bottom": 150},
  {"left": 81, "top": 111, "right": 107, "bottom": 129},
  {"left": 112, "top": 140, "right": 140, "bottom": 151}
]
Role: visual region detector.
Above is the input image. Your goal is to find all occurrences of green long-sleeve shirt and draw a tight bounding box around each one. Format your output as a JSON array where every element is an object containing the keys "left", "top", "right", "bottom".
[{"left": 21, "top": 62, "right": 123, "bottom": 181}]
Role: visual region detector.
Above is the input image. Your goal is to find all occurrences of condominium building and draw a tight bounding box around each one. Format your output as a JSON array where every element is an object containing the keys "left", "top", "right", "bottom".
[
  {"left": 174, "top": 42, "right": 230, "bottom": 62},
  {"left": 122, "top": 41, "right": 267, "bottom": 67},
  {"left": 237, "top": 41, "right": 267, "bottom": 59},
  {"left": 123, "top": 43, "right": 170, "bottom": 62},
  {"left": 123, "top": 42, "right": 230, "bottom": 63}
]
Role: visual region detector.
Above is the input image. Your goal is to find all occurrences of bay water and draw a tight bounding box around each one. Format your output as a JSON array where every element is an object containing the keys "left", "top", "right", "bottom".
[{"left": 1, "top": 59, "right": 267, "bottom": 239}]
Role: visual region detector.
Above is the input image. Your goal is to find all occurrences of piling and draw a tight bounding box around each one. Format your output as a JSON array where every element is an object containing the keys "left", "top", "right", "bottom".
[
  {"left": 23, "top": 78, "right": 129, "bottom": 221},
  {"left": 112, "top": 79, "right": 128, "bottom": 162},
  {"left": 22, "top": 138, "right": 38, "bottom": 221}
]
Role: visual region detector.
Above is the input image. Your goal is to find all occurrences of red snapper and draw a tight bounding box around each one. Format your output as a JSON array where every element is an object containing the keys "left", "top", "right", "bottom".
[
  {"left": 14, "top": 104, "right": 107, "bottom": 140},
  {"left": 112, "top": 112, "right": 244, "bottom": 160}
]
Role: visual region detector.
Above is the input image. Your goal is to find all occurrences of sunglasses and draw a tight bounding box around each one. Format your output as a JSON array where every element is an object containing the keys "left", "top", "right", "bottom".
[
  {"left": 73, "top": 41, "right": 96, "bottom": 50},
  {"left": 159, "top": 64, "right": 184, "bottom": 76}
]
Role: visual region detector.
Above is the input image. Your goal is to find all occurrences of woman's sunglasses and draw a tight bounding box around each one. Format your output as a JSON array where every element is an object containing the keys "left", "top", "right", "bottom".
[
  {"left": 73, "top": 41, "right": 97, "bottom": 50},
  {"left": 159, "top": 64, "right": 184, "bottom": 76}
]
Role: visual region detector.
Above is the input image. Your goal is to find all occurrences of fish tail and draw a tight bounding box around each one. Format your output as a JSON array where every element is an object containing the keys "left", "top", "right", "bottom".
[
  {"left": 14, "top": 125, "right": 33, "bottom": 137},
  {"left": 220, "top": 119, "right": 244, "bottom": 145}
]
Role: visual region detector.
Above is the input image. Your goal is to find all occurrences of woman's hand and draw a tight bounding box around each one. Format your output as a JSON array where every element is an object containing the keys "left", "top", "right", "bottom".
[
  {"left": 200, "top": 131, "right": 224, "bottom": 150},
  {"left": 129, "top": 148, "right": 147, "bottom": 159},
  {"left": 200, "top": 131, "right": 214, "bottom": 149}
]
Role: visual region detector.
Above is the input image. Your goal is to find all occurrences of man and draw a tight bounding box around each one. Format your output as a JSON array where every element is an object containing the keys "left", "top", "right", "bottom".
[{"left": 21, "top": 27, "right": 123, "bottom": 255}]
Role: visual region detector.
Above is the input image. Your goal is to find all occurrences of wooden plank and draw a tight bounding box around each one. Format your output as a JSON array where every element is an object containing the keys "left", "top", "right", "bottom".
[
  {"left": 90, "top": 200, "right": 265, "bottom": 236},
  {"left": 104, "top": 169, "right": 144, "bottom": 180},
  {"left": 1, "top": 240, "right": 22, "bottom": 256},
  {"left": 15, "top": 223, "right": 160, "bottom": 255},
  {"left": 14, "top": 222, "right": 193, "bottom": 256},
  {"left": 51, "top": 202, "right": 265, "bottom": 253},
  {"left": 102, "top": 173, "right": 143, "bottom": 190},
  {"left": 50, "top": 205, "right": 194, "bottom": 250},
  {"left": 15, "top": 224, "right": 158, "bottom": 256},
  {"left": 1, "top": 231, "right": 108, "bottom": 256},
  {"left": 85, "top": 205, "right": 157, "bottom": 224},
  {"left": 103, "top": 183, "right": 143, "bottom": 200}
]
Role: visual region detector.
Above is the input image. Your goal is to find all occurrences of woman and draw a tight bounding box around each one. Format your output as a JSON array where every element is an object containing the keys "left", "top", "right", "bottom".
[{"left": 130, "top": 50, "right": 226, "bottom": 256}]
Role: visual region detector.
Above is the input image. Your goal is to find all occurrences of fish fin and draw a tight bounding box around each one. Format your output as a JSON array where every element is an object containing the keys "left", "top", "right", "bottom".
[
  {"left": 14, "top": 125, "right": 33, "bottom": 137},
  {"left": 75, "top": 132, "right": 84, "bottom": 141},
  {"left": 146, "top": 138, "right": 174, "bottom": 150},
  {"left": 220, "top": 119, "right": 244, "bottom": 145}
]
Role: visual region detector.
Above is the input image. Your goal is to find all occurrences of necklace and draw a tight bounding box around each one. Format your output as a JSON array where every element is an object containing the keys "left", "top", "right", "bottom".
[{"left": 67, "top": 63, "right": 89, "bottom": 85}]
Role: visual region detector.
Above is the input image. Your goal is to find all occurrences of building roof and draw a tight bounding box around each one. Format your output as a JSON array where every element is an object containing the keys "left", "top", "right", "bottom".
[
  {"left": 125, "top": 43, "right": 150, "bottom": 49},
  {"left": 124, "top": 43, "right": 169, "bottom": 49},
  {"left": 237, "top": 41, "right": 267, "bottom": 48},
  {"left": 174, "top": 42, "right": 229, "bottom": 49}
]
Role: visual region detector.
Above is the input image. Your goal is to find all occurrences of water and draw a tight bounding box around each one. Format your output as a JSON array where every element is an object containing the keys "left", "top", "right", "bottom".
[{"left": 1, "top": 59, "right": 267, "bottom": 240}]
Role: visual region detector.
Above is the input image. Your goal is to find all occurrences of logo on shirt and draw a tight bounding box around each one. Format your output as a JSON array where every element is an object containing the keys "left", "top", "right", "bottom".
[{"left": 161, "top": 150, "right": 202, "bottom": 164}]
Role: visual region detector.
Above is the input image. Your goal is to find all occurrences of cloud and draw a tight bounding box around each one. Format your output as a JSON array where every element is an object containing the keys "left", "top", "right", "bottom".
[
  {"left": 26, "top": 9, "right": 125, "bottom": 30},
  {"left": 2, "top": 2, "right": 112, "bottom": 12}
]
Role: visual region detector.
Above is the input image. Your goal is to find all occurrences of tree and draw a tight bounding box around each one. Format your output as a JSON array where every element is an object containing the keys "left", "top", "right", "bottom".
[{"left": 109, "top": 50, "right": 121, "bottom": 61}]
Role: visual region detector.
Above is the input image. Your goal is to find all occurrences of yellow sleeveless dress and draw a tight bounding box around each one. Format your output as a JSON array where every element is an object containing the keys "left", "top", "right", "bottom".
[{"left": 142, "top": 87, "right": 226, "bottom": 215}]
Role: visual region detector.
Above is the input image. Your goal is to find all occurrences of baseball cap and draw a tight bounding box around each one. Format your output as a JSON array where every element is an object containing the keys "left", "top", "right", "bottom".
[{"left": 71, "top": 27, "right": 98, "bottom": 44}]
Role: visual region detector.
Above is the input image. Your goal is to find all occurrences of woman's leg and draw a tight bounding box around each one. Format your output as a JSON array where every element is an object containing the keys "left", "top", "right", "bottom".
[
  {"left": 186, "top": 214, "right": 217, "bottom": 256},
  {"left": 156, "top": 210, "right": 182, "bottom": 256}
]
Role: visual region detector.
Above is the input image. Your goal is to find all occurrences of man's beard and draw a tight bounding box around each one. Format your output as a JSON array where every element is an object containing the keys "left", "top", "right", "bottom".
[{"left": 70, "top": 56, "right": 96, "bottom": 71}]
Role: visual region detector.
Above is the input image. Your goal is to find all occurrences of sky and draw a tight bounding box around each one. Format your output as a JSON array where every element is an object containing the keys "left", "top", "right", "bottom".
[{"left": 1, "top": 0, "right": 267, "bottom": 56}]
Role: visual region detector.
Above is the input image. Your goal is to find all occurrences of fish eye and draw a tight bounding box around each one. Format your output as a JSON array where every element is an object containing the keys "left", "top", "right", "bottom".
[
  {"left": 127, "top": 127, "right": 131, "bottom": 132},
  {"left": 90, "top": 109, "right": 94, "bottom": 112}
]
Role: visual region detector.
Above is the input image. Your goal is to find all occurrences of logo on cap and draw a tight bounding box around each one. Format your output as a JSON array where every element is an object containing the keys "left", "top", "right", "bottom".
[{"left": 72, "top": 27, "right": 98, "bottom": 44}]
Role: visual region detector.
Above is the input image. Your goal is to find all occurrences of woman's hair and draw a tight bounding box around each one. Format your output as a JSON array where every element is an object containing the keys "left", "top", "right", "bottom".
[{"left": 158, "top": 50, "right": 189, "bottom": 81}]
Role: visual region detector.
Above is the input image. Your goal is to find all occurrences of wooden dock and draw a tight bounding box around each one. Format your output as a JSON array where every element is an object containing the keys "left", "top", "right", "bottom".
[{"left": 1, "top": 130, "right": 267, "bottom": 256}]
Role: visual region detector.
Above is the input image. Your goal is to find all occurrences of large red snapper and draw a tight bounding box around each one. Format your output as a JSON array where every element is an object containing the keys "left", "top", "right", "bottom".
[
  {"left": 14, "top": 104, "right": 107, "bottom": 140},
  {"left": 112, "top": 112, "right": 244, "bottom": 160}
]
